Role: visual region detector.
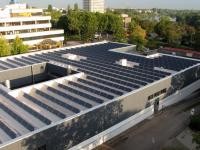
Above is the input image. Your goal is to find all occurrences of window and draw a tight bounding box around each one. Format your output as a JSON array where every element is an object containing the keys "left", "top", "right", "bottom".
[
  {"left": 148, "top": 88, "right": 167, "bottom": 101},
  {"left": 161, "top": 88, "right": 167, "bottom": 94},
  {"left": 148, "top": 95, "right": 154, "bottom": 100},
  {"left": 154, "top": 92, "right": 160, "bottom": 97}
]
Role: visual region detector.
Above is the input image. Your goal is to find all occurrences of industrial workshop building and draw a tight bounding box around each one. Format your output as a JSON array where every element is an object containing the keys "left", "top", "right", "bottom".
[{"left": 0, "top": 41, "right": 199, "bottom": 150}]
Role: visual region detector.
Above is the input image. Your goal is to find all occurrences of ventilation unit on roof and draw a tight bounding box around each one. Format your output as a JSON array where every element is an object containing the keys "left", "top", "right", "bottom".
[
  {"left": 116, "top": 59, "right": 139, "bottom": 68},
  {"left": 146, "top": 53, "right": 162, "bottom": 59},
  {"left": 62, "top": 53, "right": 87, "bottom": 61},
  {"left": 154, "top": 67, "right": 177, "bottom": 74}
]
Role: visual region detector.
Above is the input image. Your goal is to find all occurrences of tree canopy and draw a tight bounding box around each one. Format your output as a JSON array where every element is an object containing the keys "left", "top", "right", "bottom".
[
  {"left": 129, "top": 25, "right": 147, "bottom": 50},
  {"left": 11, "top": 37, "right": 28, "bottom": 55},
  {"left": 56, "top": 11, "right": 126, "bottom": 42},
  {"left": 0, "top": 37, "right": 11, "bottom": 57}
]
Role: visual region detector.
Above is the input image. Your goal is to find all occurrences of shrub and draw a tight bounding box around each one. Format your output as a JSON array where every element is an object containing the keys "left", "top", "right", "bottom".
[{"left": 189, "top": 115, "right": 200, "bottom": 131}]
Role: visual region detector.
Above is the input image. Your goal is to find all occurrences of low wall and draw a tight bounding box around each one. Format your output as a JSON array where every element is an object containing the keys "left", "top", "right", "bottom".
[{"left": 70, "top": 78, "right": 200, "bottom": 150}]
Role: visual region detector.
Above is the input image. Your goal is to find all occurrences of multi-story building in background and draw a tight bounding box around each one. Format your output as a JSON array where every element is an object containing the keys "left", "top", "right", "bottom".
[
  {"left": 0, "top": 0, "right": 64, "bottom": 46},
  {"left": 83, "top": 0, "right": 105, "bottom": 13}
]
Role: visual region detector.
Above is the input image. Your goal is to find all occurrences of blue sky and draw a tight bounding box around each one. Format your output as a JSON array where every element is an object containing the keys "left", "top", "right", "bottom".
[{"left": 1, "top": 0, "right": 200, "bottom": 9}]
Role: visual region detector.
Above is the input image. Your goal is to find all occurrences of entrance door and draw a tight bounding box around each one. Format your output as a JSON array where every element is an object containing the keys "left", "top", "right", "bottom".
[{"left": 154, "top": 98, "right": 160, "bottom": 114}]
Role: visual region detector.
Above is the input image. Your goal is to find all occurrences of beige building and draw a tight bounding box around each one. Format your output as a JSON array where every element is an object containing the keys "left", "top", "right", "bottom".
[
  {"left": 0, "top": 1, "right": 64, "bottom": 46},
  {"left": 121, "top": 14, "right": 132, "bottom": 31},
  {"left": 83, "top": 0, "right": 105, "bottom": 13}
]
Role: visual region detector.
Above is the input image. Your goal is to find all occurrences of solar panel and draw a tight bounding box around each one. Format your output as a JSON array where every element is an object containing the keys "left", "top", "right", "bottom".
[
  {"left": 56, "top": 84, "right": 104, "bottom": 105},
  {"left": 23, "top": 93, "right": 66, "bottom": 119},
  {"left": 0, "top": 121, "right": 17, "bottom": 139},
  {"left": 0, "top": 102, "right": 34, "bottom": 131},
  {"left": 35, "top": 89, "right": 80, "bottom": 113},
  {"left": 77, "top": 78, "right": 123, "bottom": 96},
  {"left": 68, "top": 81, "right": 114, "bottom": 99},
  {"left": 3, "top": 94, "right": 51, "bottom": 125}
]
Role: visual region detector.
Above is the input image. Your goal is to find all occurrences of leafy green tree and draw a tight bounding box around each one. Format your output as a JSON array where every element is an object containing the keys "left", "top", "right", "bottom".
[
  {"left": 186, "top": 14, "right": 200, "bottom": 30},
  {"left": 194, "top": 30, "right": 200, "bottom": 51},
  {"left": 95, "top": 13, "right": 108, "bottom": 34},
  {"left": 80, "top": 12, "right": 98, "bottom": 41},
  {"left": 51, "top": 10, "right": 62, "bottom": 22},
  {"left": 190, "top": 115, "right": 200, "bottom": 150},
  {"left": 155, "top": 17, "right": 171, "bottom": 37},
  {"left": 74, "top": 3, "right": 79, "bottom": 11},
  {"left": 155, "top": 17, "right": 183, "bottom": 46},
  {"left": 129, "top": 25, "right": 147, "bottom": 50},
  {"left": 139, "top": 20, "right": 156, "bottom": 35},
  {"left": 181, "top": 25, "right": 196, "bottom": 47},
  {"left": 193, "top": 133, "right": 200, "bottom": 150},
  {"left": 165, "top": 23, "right": 183, "bottom": 45},
  {"left": 0, "top": 37, "right": 11, "bottom": 57},
  {"left": 128, "top": 20, "right": 137, "bottom": 34},
  {"left": 57, "top": 12, "right": 126, "bottom": 42},
  {"left": 113, "top": 28, "right": 126, "bottom": 42},
  {"left": 57, "top": 15, "right": 69, "bottom": 34},
  {"left": 47, "top": 8, "right": 62, "bottom": 28},
  {"left": 106, "top": 13, "right": 126, "bottom": 41},
  {"left": 67, "top": 11, "right": 81, "bottom": 36},
  {"left": 11, "top": 37, "right": 28, "bottom": 55},
  {"left": 67, "top": 5, "right": 71, "bottom": 12},
  {"left": 47, "top": 4, "right": 53, "bottom": 12}
]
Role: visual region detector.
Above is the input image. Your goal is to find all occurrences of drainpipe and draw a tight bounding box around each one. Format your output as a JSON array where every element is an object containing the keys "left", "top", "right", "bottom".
[
  {"left": 5, "top": 80, "right": 10, "bottom": 89},
  {"left": 31, "top": 65, "right": 35, "bottom": 84}
]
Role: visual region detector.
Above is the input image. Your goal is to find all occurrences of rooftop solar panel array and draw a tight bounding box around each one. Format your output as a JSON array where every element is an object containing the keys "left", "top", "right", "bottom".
[{"left": 0, "top": 42, "right": 199, "bottom": 145}]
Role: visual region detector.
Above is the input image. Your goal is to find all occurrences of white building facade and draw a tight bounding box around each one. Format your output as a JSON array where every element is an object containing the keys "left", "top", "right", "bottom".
[
  {"left": 83, "top": 0, "right": 105, "bottom": 13},
  {"left": 0, "top": 2, "right": 64, "bottom": 46}
]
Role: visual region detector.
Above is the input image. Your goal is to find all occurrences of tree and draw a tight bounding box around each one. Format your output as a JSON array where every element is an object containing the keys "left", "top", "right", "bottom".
[
  {"left": 139, "top": 20, "right": 156, "bottom": 35},
  {"left": 95, "top": 13, "right": 108, "bottom": 34},
  {"left": 67, "top": 11, "right": 82, "bottom": 36},
  {"left": 57, "top": 15, "right": 69, "bottom": 34},
  {"left": 50, "top": 10, "right": 62, "bottom": 27},
  {"left": 0, "top": 37, "right": 11, "bottom": 57},
  {"left": 190, "top": 115, "right": 200, "bottom": 150},
  {"left": 129, "top": 25, "right": 147, "bottom": 50},
  {"left": 11, "top": 36, "right": 28, "bottom": 55},
  {"left": 51, "top": 10, "right": 62, "bottom": 22},
  {"left": 128, "top": 20, "right": 136, "bottom": 35},
  {"left": 80, "top": 12, "right": 98, "bottom": 41},
  {"left": 67, "top": 5, "right": 71, "bottom": 12},
  {"left": 194, "top": 30, "right": 200, "bottom": 51},
  {"left": 193, "top": 133, "right": 200, "bottom": 150},
  {"left": 155, "top": 17, "right": 183, "bottom": 46},
  {"left": 155, "top": 17, "right": 171, "bottom": 37},
  {"left": 181, "top": 25, "right": 196, "bottom": 47},
  {"left": 74, "top": 3, "right": 79, "bottom": 11},
  {"left": 165, "top": 23, "right": 183, "bottom": 45},
  {"left": 106, "top": 13, "right": 126, "bottom": 41},
  {"left": 186, "top": 14, "right": 200, "bottom": 30},
  {"left": 47, "top": 4, "right": 53, "bottom": 12}
]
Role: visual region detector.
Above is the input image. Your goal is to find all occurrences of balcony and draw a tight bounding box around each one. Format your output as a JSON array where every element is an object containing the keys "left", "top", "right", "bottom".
[{"left": 0, "top": 23, "right": 51, "bottom": 32}]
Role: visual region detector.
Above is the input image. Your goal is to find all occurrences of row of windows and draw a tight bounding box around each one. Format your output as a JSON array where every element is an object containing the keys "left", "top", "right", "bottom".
[
  {"left": 0, "top": 28, "right": 50, "bottom": 35},
  {"left": 148, "top": 88, "right": 167, "bottom": 101},
  {"left": 8, "top": 33, "right": 64, "bottom": 42},
  {"left": 0, "top": 20, "right": 49, "bottom": 27}
]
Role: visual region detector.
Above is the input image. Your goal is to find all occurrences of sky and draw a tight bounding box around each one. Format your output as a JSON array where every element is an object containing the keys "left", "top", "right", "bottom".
[{"left": 0, "top": 0, "right": 200, "bottom": 10}]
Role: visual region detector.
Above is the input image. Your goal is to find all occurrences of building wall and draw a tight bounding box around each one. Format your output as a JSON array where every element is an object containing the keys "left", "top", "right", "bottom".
[
  {"left": 83, "top": 0, "right": 105, "bottom": 13},
  {"left": 0, "top": 4, "right": 64, "bottom": 46},
  {"left": 0, "top": 64, "right": 200, "bottom": 150}
]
